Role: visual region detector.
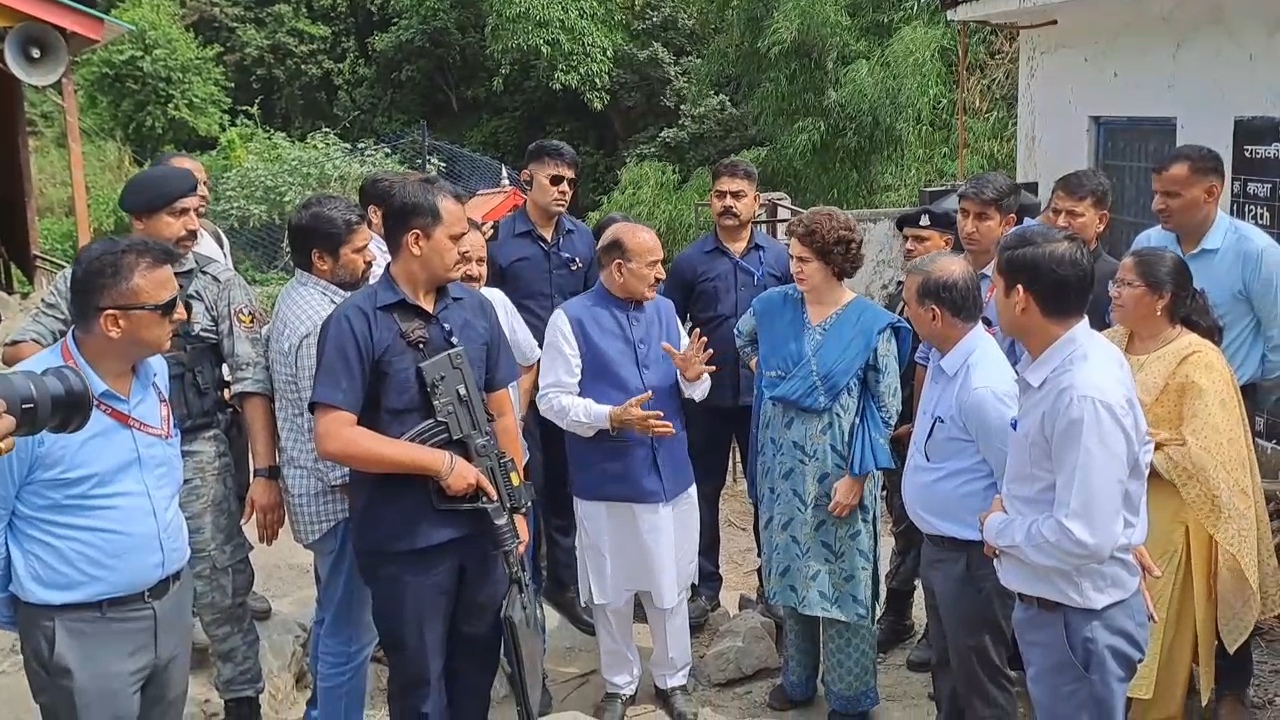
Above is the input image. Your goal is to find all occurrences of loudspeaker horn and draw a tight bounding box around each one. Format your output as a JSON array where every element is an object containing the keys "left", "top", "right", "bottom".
[{"left": 3, "top": 22, "right": 70, "bottom": 88}]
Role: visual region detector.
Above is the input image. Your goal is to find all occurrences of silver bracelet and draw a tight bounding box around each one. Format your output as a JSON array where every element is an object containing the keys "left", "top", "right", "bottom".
[{"left": 438, "top": 451, "right": 457, "bottom": 479}]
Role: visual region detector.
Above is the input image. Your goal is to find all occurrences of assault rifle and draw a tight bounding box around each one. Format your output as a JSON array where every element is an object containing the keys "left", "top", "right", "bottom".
[{"left": 390, "top": 309, "right": 544, "bottom": 720}]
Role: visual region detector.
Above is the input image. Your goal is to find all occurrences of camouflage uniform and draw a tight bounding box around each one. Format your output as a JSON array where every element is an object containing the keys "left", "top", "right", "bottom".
[{"left": 6, "top": 252, "right": 268, "bottom": 700}]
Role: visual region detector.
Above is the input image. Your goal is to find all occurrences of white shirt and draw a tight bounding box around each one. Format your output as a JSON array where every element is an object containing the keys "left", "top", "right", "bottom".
[
  {"left": 982, "top": 320, "right": 1152, "bottom": 610},
  {"left": 480, "top": 286, "right": 540, "bottom": 464},
  {"left": 537, "top": 304, "right": 711, "bottom": 437},
  {"left": 368, "top": 232, "right": 390, "bottom": 284},
  {"left": 194, "top": 226, "right": 233, "bottom": 268}
]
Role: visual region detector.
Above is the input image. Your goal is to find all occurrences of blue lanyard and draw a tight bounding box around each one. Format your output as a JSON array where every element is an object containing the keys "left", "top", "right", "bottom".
[{"left": 724, "top": 245, "right": 765, "bottom": 286}]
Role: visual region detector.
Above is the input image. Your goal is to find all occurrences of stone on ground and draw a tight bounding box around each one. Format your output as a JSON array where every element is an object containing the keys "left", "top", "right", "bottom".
[{"left": 700, "top": 610, "right": 781, "bottom": 685}]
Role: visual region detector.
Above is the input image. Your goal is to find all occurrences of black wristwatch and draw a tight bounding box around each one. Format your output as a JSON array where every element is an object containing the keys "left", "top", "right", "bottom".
[{"left": 253, "top": 465, "right": 281, "bottom": 481}]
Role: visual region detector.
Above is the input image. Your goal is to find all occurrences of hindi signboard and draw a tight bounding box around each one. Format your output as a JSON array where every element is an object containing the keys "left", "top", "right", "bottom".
[{"left": 1230, "top": 116, "right": 1280, "bottom": 242}]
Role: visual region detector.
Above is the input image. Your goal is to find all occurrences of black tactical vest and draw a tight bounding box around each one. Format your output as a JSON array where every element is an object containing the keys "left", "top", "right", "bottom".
[{"left": 165, "top": 254, "right": 231, "bottom": 434}]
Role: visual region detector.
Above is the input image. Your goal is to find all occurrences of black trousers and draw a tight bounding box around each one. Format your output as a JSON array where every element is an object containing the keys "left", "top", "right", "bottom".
[
  {"left": 920, "top": 534, "right": 1018, "bottom": 719},
  {"left": 357, "top": 536, "right": 507, "bottom": 719},
  {"left": 525, "top": 407, "right": 579, "bottom": 594},
  {"left": 882, "top": 443, "right": 923, "bottom": 599},
  {"left": 685, "top": 403, "right": 759, "bottom": 600}
]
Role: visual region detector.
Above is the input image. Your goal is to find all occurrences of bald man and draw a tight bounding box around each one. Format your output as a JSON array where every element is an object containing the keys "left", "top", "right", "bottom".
[
  {"left": 899, "top": 253, "right": 1020, "bottom": 718},
  {"left": 536, "top": 224, "right": 710, "bottom": 720}
]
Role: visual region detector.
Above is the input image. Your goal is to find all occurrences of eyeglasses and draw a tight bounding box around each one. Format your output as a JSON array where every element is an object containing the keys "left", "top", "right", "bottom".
[
  {"left": 1107, "top": 279, "right": 1147, "bottom": 293},
  {"left": 100, "top": 293, "right": 187, "bottom": 318},
  {"left": 531, "top": 170, "right": 578, "bottom": 191}
]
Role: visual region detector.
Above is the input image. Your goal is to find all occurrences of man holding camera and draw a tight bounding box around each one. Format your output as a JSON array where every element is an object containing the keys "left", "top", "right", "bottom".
[
  {"left": 0, "top": 237, "right": 194, "bottom": 718},
  {"left": 312, "top": 177, "right": 529, "bottom": 718},
  {"left": 1, "top": 166, "right": 285, "bottom": 720}
]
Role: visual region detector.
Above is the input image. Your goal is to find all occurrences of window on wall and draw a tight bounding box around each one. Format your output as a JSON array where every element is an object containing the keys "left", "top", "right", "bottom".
[{"left": 1093, "top": 117, "right": 1178, "bottom": 256}]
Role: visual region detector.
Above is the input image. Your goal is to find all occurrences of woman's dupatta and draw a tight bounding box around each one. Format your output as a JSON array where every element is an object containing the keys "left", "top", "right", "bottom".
[
  {"left": 753, "top": 288, "right": 912, "bottom": 477},
  {"left": 1105, "top": 328, "right": 1280, "bottom": 651}
]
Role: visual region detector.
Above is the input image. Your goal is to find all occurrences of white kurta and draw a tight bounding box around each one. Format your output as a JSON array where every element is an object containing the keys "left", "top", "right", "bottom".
[{"left": 537, "top": 300, "right": 710, "bottom": 693}]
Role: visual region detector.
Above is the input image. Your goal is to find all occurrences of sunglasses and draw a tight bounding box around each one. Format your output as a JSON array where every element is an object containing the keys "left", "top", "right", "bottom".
[
  {"left": 100, "top": 292, "right": 188, "bottom": 318},
  {"left": 531, "top": 170, "right": 578, "bottom": 191}
]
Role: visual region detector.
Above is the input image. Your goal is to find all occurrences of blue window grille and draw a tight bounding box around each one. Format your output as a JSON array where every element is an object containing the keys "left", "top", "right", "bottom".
[{"left": 1093, "top": 117, "right": 1178, "bottom": 256}]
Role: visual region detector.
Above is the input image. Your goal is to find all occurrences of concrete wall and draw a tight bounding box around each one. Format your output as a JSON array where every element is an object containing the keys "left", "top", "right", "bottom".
[
  {"left": 1012, "top": 0, "right": 1280, "bottom": 191},
  {"left": 847, "top": 208, "right": 909, "bottom": 305}
]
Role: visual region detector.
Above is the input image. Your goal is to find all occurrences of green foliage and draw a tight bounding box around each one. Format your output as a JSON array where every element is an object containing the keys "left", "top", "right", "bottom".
[
  {"left": 204, "top": 123, "right": 411, "bottom": 228},
  {"left": 586, "top": 161, "right": 712, "bottom": 255},
  {"left": 75, "top": 0, "right": 231, "bottom": 159}
]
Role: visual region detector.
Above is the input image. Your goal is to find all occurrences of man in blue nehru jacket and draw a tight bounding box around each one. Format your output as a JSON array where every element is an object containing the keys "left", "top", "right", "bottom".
[{"left": 537, "top": 222, "right": 713, "bottom": 720}]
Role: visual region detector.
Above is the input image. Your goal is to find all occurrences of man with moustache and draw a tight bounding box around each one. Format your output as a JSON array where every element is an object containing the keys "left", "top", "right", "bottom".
[
  {"left": 269, "top": 195, "right": 379, "bottom": 719},
  {"left": 875, "top": 206, "right": 956, "bottom": 668},
  {"left": 312, "top": 178, "right": 530, "bottom": 718},
  {"left": 0, "top": 237, "right": 194, "bottom": 717},
  {"left": 1, "top": 166, "right": 285, "bottom": 720},
  {"left": 150, "top": 152, "right": 274, "bottom": 623},
  {"left": 1043, "top": 169, "right": 1119, "bottom": 330},
  {"left": 488, "top": 139, "right": 598, "bottom": 635},
  {"left": 538, "top": 222, "right": 711, "bottom": 720},
  {"left": 661, "top": 157, "right": 790, "bottom": 626}
]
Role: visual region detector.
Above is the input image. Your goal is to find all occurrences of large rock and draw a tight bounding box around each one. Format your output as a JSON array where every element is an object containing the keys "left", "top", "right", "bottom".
[
  {"left": 259, "top": 614, "right": 311, "bottom": 716},
  {"left": 542, "top": 713, "right": 593, "bottom": 720},
  {"left": 700, "top": 610, "right": 780, "bottom": 686}
]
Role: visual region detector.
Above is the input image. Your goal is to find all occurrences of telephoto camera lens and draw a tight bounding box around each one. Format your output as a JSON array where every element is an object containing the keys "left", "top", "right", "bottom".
[{"left": 0, "top": 366, "right": 94, "bottom": 437}]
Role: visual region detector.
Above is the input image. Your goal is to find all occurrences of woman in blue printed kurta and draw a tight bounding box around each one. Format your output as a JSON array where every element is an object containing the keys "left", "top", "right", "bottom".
[{"left": 735, "top": 208, "right": 910, "bottom": 720}]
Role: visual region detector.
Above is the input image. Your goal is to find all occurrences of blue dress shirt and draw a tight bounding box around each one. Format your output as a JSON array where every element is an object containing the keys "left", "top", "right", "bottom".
[
  {"left": 310, "top": 274, "right": 520, "bottom": 554},
  {"left": 1130, "top": 210, "right": 1280, "bottom": 385},
  {"left": 902, "top": 325, "right": 1018, "bottom": 541},
  {"left": 982, "top": 320, "right": 1152, "bottom": 610},
  {"left": 0, "top": 333, "right": 189, "bottom": 629},
  {"left": 486, "top": 206, "right": 599, "bottom": 344},
  {"left": 661, "top": 229, "right": 792, "bottom": 407}
]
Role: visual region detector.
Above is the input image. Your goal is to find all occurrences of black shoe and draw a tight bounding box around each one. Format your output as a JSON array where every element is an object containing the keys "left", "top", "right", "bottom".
[
  {"left": 875, "top": 615, "right": 916, "bottom": 654},
  {"left": 688, "top": 595, "right": 719, "bottom": 628},
  {"left": 544, "top": 586, "right": 596, "bottom": 637},
  {"left": 223, "top": 697, "right": 262, "bottom": 720},
  {"left": 655, "top": 684, "right": 698, "bottom": 720},
  {"left": 766, "top": 683, "right": 815, "bottom": 712},
  {"left": 537, "top": 680, "right": 554, "bottom": 717},
  {"left": 905, "top": 632, "right": 933, "bottom": 673},
  {"left": 592, "top": 691, "right": 635, "bottom": 720},
  {"left": 247, "top": 590, "right": 272, "bottom": 621}
]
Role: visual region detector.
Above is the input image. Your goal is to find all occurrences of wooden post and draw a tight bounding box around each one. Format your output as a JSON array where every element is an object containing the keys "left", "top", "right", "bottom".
[
  {"left": 61, "top": 70, "right": 91, "bottom": 248},
  {"left": 957, "top": 21, "right": 970, "bottom": 181}
]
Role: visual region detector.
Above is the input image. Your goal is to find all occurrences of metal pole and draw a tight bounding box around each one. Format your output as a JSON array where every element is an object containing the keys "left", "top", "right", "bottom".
[{"left": 957, "top": 22, "right": 970, "bottom": 181}]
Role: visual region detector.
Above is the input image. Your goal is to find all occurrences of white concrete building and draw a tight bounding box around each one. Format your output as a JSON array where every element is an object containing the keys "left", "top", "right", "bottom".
[{"left": 944, "top": 0, "right": 1280, "bottom": 252}]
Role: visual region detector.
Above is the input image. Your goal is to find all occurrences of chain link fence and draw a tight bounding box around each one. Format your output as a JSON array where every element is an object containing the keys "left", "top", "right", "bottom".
[{"left": 205, "top": 123, "right": 521, "bottom": 310}]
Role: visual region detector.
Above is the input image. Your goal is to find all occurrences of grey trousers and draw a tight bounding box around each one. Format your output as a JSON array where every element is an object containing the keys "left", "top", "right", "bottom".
[
  {"left": 920, "top": 534, "right": 1018, "bottom": 719},
  {"left": 17, "top": 572, "right": 194, "bottom": 720}
]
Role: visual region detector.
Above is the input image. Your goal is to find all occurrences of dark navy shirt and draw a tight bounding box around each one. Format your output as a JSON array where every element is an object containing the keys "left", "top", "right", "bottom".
[
  {"left": 487, "top": 206, "right": 599, "bottom": 344},
  {"left": 662, "top": 230, "right": 792, "bottom": 406},
  {"left": 310, "top": 274, "right": 520, "bottom": 553}
]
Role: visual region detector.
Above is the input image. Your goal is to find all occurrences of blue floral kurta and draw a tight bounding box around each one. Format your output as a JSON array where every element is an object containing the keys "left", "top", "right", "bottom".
[{"left": 737, "top": 305, "right": 902, "bottom": 622}]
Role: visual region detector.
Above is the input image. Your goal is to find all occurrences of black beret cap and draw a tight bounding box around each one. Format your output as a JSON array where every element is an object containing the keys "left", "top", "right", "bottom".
[
  {"left": 117, "top": 165, "right": 200, "bottom": 216},
  {"left": 895, "top": 206, "right": 957, "bottom": 235}
]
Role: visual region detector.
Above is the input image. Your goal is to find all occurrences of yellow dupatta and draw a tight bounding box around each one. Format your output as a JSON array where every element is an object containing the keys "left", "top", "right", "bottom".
[{"left": 1104, "top": 328, "right": 1280, "bottom": 650}]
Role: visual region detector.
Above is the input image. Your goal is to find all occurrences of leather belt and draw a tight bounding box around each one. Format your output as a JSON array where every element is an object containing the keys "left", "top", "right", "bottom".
[
  {"left": 1015, "top": 593, "right": 1064, "bottom": 611},
  {"left": 39, "top": 570, "right": 183, "bottom": 612}
]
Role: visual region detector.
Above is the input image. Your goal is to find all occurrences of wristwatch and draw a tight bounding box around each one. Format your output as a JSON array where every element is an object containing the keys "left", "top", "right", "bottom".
[{"left": 253, "top": 465, "right": 282, "bottom": 481}]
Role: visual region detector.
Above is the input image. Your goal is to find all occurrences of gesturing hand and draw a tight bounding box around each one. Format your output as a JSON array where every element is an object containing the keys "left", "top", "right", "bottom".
[
  {"left": 608, "top": 390, "right": 675, "bottom": 437},
  {"left": 662, "top": 328, "right": 716, "bottom": 382}
]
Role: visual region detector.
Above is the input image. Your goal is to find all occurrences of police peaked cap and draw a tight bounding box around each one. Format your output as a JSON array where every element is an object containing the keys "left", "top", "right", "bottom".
[
  {"left": 118, "top": 165, "right": 200, "bottom": 216},
  {"left": 895, "top": 206, "right": 957, "bottom": 236}
]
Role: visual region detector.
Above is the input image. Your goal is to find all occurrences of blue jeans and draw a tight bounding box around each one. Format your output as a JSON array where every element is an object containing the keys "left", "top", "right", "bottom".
[{"left": 304, "top": 520, "right": 379, "bottom": 720}]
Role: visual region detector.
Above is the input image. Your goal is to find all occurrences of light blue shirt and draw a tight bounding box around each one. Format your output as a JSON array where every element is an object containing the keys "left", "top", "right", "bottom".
[
  {"left": 0, "top": 333, "right": 189, "bottom": 628},
  {"left": 915, "top": 261, "right": 1026, "bottom": 369},
  {"left": 902, "top": 325, "right": 1018, "bottom": 541},
  {"left": 982, "top": 320, "right": 1151, "bottom": 610},
  {"left": 1130, "top": 210, "right": 1280, "bottom": 385}
]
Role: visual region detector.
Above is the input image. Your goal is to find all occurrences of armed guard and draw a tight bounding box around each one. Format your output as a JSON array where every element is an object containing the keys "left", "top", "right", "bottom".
[{"left": 1, "top": 165, "right": 285, "bottom": 720}]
